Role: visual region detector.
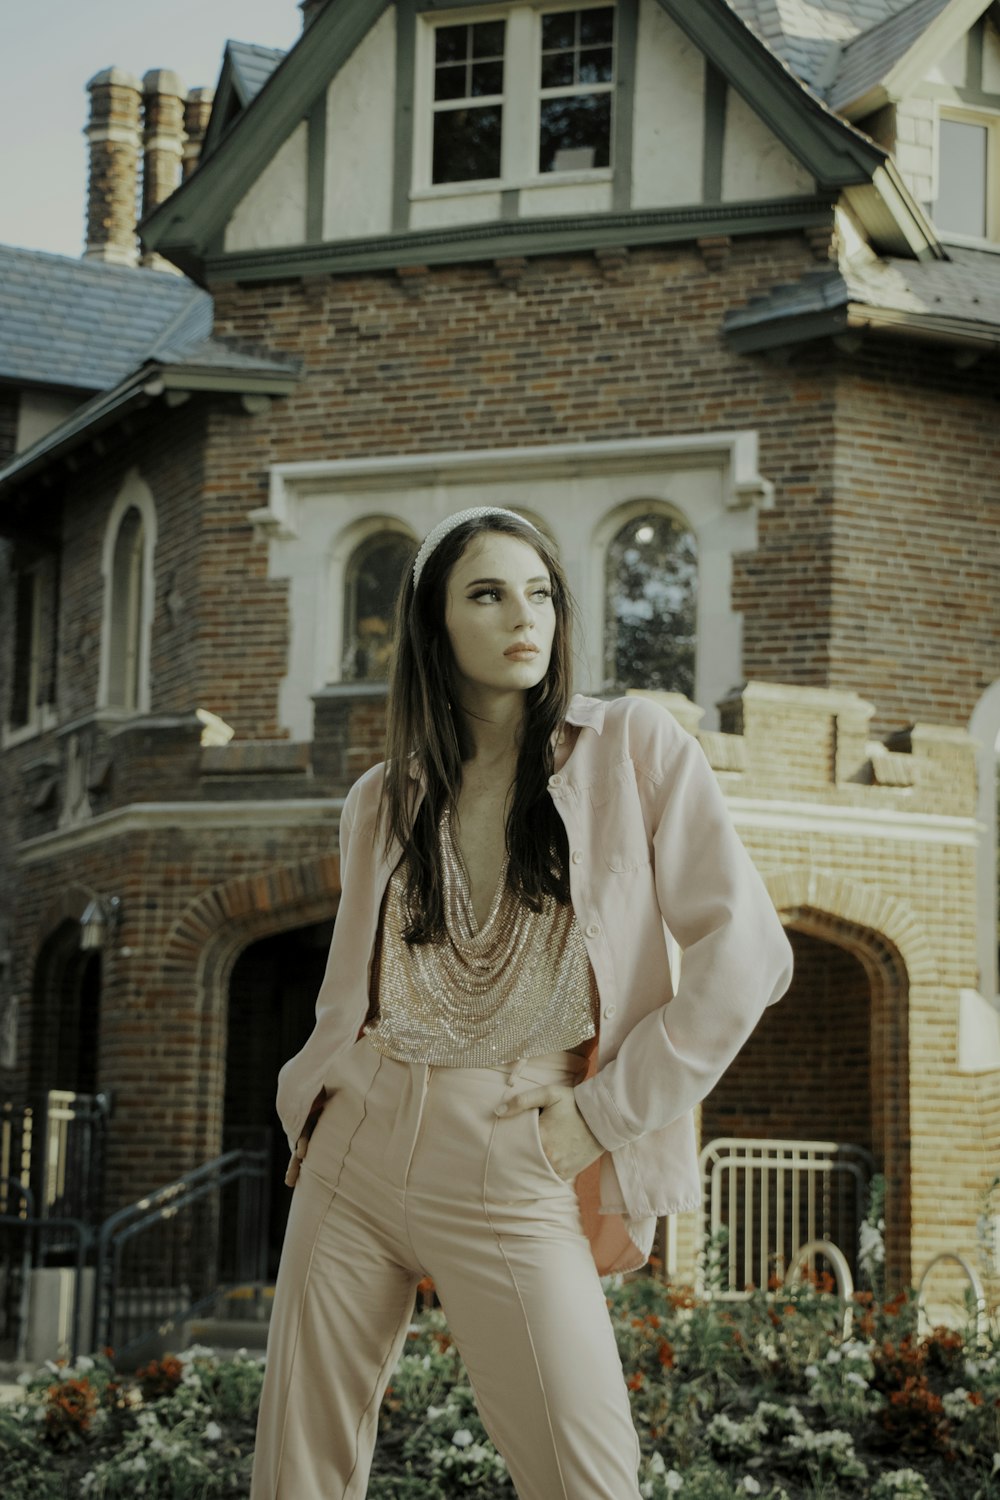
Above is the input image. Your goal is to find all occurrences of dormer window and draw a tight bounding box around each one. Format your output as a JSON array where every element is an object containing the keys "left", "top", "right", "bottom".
[
  {"left": 936, "top": 110, "right": 997, "bottom": 241},
  {"left": 419, "top": 4, "right": 616, "bottom": 190}
]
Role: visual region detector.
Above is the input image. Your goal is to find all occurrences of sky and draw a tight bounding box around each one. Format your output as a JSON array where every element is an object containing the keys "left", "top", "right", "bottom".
[{"left": 0, "top": 0, "right": 304, "bottom": 259}]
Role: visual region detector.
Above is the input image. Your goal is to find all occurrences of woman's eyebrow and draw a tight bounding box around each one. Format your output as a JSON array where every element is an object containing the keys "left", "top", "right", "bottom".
[{"left": 464, "top": 575, "right": 550, "bottom": 587}]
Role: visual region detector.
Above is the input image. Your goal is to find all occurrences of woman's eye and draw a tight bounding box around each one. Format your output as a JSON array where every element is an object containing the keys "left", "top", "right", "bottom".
[
  {"left": 533, "top": 588, "right": 553, "bottom": 601},
  {"left": 469, "top": 587, "right": 501, "bottom": 602}
]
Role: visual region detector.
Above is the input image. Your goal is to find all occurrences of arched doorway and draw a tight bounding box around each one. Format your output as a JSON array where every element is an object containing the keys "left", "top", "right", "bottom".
[
  {"left": 702, "top": 923, "right": 909, "bottom": 1289},
  {"left": 224, "top": 921, "right": 333, "bottom": 1274},
  {"left": 26, "top": 920, "right": 106, "bottom": 1225}
]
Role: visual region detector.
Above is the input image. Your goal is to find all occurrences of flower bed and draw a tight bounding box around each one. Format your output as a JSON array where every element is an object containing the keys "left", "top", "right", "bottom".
[{"left": 3, "top": 1278, "right": 998, "bottom": 1498}]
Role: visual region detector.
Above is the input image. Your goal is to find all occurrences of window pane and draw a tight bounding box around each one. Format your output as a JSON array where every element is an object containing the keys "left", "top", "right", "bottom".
[
  {"left": 433, "top": 105, "right": 503, "bottom": 183},
  {"left": 435, "top": 25, "right": 467, "bottom": 64},
  {"left": 604, "top": 514, "right": 697, "bottom": 697},
  {"left": 579, "top": 45, "right": 613, "bottom": 84},
  {"left": 343, "top": 535, "right": 414, "bottom": 683},
  {"left": 541, "top": 51, "right": 575, "bottom": 88},
  {"left": 539, "top": 94, "right": 611, "bottom": 172},
  {"left": 937, "top": 119, "right": 988, "bottom": 237},
  {"left": 542, "top": 12, "right": 576, "bottom": 50},
  {"left": 434, "top": 63, "right": 468, "bottom": 102},
  {"left": 580, "top": 7, "right": 615, "bottom": 45},
  {"left": 470, "top": 60, "right": 504, "bottom": 97},
  {"left": 472, "top": 20, "right": 505, "bottom": 57}
]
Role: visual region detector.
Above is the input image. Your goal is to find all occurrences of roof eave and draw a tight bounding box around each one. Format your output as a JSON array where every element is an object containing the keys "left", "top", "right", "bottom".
[
  {"left": 0, "top": 358, "right": 298, "bottom": 496},
  {"left": 725, "top": 301, "right": 1000, "bottom": 357}
]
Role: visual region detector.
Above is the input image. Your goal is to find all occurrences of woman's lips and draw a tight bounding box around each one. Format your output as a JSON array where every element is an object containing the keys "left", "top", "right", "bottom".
[{"left": 504, "top": 644, "right": 539, "bottom": 658}]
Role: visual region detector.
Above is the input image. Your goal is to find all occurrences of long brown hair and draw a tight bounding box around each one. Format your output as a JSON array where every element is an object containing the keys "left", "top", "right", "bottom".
[{"left": 378, "top": 513, "right": 574, "bottom": 943}]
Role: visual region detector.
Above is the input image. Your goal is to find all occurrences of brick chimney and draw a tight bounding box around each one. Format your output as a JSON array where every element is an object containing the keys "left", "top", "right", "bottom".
[
  {"left": 84, "top": 68, "right": 142, "bottom": 265},
  {"left": 140, "top": 69, "right": 186, "bottom": 269},
  {"left": 182, "top": 87, "right": 215, "bottom": 180}
]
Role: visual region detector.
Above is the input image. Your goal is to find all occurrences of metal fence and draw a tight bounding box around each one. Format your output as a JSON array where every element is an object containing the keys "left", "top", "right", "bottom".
[
  {"left": 698, "top": 1137, "right": 875, "bottom": 1298},
  {"left": 93, "top": 1149, "right": 270, "bottom": 1364}
]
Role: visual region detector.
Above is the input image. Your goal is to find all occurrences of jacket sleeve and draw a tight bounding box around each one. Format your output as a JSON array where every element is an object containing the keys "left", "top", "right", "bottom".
[{"left": 574, "top": 707, "right": 794, "bottom": 1151}]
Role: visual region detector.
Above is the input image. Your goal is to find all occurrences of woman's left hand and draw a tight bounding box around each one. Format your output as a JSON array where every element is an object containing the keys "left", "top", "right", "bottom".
[{"left": 497, "top": 1084, "right": 604, "bottom": 1181}]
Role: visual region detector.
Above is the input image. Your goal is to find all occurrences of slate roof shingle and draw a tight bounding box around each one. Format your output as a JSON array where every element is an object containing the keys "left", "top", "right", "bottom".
[
  {"left": 829, "top": 0, "right": 954, "bottom": 108},
  {"left": 725, "top": 0, "right": 945, "bottom": 86},
  {"left": 724, "top": 245, "right": 1000, "bottom": 340},
  {"left": 0, "top": 244, "right": 212, "bottom": 393}
]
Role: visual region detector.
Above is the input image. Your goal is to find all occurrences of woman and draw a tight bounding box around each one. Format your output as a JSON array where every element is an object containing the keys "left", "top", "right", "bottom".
[{"left": 251, "top": 507, "right": 793, "bottom": 1500}]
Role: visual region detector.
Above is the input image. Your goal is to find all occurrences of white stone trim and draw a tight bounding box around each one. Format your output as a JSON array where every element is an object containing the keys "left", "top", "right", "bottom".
[
  {"left": 97, "top": 468, "right": 157, "bottom": 713},
  {"left": 970, "top": 680, "right": 1000, "bottom": 1003},
  {"left": 727, "top": 796, "right": 978, "bottom": 847},
  {"left": 256, "top": 433, "right": 775, "bottom": 738}
]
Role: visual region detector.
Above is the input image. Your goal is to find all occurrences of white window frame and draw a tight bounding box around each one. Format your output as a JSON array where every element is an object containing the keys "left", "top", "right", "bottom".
[
  {"left": 934, "top": 104, "right": 1000, "bottom": 246},
  {"left": 97, "top": 468, "right": 157, "bottom": 715},
  {"left": 412, "top": 1, "right": 617, "bottom": 195}
]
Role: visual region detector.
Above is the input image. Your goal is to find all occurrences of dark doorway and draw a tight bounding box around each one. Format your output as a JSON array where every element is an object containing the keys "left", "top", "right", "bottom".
[
  {"left": 30, "top": 920, "right": 102, "bottom": 1097},
  {"left": 224, "top": 920, "right": 334, "bottom": 1275}
]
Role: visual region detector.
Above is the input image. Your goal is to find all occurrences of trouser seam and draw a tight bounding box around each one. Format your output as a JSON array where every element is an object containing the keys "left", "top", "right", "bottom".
[
  {"left": 267, "top": 1060, "right": 381, "bottom": 1499},
  {"left": 481, "top": 1113, "right": 570, "bottom": 1500}
]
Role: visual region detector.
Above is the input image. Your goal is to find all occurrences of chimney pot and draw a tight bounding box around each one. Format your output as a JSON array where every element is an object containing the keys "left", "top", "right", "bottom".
[{"left": 84, "top": 68, "right": 142, "bottom": 265}]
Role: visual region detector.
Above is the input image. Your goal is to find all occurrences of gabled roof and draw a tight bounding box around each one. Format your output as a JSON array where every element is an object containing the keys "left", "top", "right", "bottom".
[
  {"left": 723, "top": 244, "right": 1000, "bottom": 352},
  {"left": 829, "top": 0, "right": 955, "bottom": 111},
  {"left": 0, "top": 244, "right": 211, "bottom": 393},
  {"left": 726, "top": 1, "right": 931, "bottom": 87},
  {"left": 201, "top": 40, "right": 288, "bottom": 160},
  {"left": 141, "top": 0, "right": 932, "bottom": 281},
  {"left": 827, "top": 0, "right": 995, "bottom": 112}
]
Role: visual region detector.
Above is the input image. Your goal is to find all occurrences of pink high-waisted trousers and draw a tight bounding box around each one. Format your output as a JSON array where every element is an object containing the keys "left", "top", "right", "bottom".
[{"left": 250, "top": 1035, "right": 642, "bottom": 1499}]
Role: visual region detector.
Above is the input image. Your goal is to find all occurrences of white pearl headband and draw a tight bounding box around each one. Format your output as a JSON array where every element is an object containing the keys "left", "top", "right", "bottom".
[{"left": 411, "top": 507, "right": 544, "bottom": 589}]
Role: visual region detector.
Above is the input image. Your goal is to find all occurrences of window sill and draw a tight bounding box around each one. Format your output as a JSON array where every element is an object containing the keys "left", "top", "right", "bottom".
[
  {"left": 936, "top": 230, "right": 999, "bottom": 252},
  {"left": 411, "top": 168, "right": 613, "bottom": 200},
  {"left": 1, "top": 705, "right": 58, "bottom": 750}
]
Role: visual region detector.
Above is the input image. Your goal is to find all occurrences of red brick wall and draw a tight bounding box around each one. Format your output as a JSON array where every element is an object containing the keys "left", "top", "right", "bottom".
[
  {"left": 206, "top": 241, "right": 1000, "bottom": 738},
  {"left": 703, "top": 930, "right": 873, "bottom": 1152}
]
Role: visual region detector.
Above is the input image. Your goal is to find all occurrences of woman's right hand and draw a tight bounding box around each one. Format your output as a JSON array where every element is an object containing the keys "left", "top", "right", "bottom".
[{"left": 284, "top": 1088, "right": 328, "bottom": 1186}]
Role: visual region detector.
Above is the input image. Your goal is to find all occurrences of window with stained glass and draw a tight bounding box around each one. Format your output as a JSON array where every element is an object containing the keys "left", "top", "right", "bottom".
[{"left": 342, "top": 532, "right": 415, "bottom": 682}]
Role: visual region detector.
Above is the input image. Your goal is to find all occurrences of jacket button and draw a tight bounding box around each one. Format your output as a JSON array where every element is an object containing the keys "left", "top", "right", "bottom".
[
  {"left": 548, "top": 773, "right": 564, "bottom": 788},
  {"left": 603, "top": 1005, "right": 617, "bottom": 1019},
  {"left": 585, "top": 922, "right": 600, "bottom": 938},
  {"left": 571, "top": 849, "right": 583, "bottom": 864}
]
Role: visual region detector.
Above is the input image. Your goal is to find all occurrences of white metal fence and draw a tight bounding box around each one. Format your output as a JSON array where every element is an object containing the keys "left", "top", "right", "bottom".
[{"left": 698, "top": 1137, "right": 875, "bottom": 1298}]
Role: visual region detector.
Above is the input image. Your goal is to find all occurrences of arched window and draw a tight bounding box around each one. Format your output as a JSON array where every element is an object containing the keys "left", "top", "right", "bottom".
[
  {"left": 341, "top": 531, "right": 415, "bottom": 682},
  {"left": 603, "top": 509, "right": 697, "bottom": 697},
  {"left": 106, "top": 506, "right": 145, "bottom": 709}
]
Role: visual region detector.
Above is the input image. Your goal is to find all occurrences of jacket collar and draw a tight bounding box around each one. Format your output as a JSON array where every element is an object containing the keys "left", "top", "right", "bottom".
[{"left": 405, "top": 693, "right": 606, "bottom": 781}]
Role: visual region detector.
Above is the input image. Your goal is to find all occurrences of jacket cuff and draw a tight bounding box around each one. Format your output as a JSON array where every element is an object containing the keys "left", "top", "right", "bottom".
[{"left": 574, "top": 1076, "right": 642, "bottom": 1152}]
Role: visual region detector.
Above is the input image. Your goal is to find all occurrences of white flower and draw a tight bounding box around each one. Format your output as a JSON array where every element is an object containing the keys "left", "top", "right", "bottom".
[
  {"left": 452, "top": 1428, "right": 474, "bottom": 1447},
  {"left": 742, "top": 1479, "right": 762, "bottom": 1495},
  {"left": 647, "top": 1452, "right": 666, "bottom": 1475},
  {"left": 825, "top": 1348, "right": 842, "bottom": 1364},
  {"left": 76, "top": 1355, "right": 95, "bottom": 1373},
  {"left": 204, "top": 1420, "right": 223, "bottom": 1441},
  {"left": 846, "top": 1372, "right": 868, "bottom": 1387},
  {"left": 804, "top": 1364, "right": 819, "bottom": 1380},
  {"left": 665, "top": 1472, "right": 684, "bottom": 1493}
]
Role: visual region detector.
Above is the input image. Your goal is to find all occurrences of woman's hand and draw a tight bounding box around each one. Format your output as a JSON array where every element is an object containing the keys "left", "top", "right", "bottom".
[
  {"left": 497, "top": 1084, "right": 604, "bottom": 1182},
  {"left": 284, "top": 1088, "right": 328, "bottom": 1187}
]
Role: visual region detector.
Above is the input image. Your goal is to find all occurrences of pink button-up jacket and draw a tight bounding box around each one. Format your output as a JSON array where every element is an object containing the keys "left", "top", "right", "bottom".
[{"left": 276, "top": 693, "right": 793, "bottom": 1274}]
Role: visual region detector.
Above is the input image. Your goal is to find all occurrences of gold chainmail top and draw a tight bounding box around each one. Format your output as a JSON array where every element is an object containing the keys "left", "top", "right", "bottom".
[{"left": 364, "top": 809, "right": 598, "bottom": 1066}]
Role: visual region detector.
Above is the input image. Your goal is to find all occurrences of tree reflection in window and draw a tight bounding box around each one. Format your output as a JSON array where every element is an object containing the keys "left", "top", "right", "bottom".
[
  {"left": 342, "top": 532, "right": 415, "bottom": 682},
  {"left": 604, "top": 511, "right": 697, "bottom": 697}
]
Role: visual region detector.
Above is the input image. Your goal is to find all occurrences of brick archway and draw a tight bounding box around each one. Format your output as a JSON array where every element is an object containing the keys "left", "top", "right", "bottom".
[
  {"left": 760, "top": 868, "right": 918, "bottom": 1287},
  {"left": 160, "top": 855, "right": 343, "bottom": 1164}
]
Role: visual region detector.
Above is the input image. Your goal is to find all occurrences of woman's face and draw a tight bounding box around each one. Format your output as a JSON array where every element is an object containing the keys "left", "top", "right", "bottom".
[{"left": 443, "top": 531, "right": 556, "bottom": 702}]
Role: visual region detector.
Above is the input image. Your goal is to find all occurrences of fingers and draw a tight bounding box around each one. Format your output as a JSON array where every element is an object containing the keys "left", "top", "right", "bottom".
[{"left": 495, "top": 1084, "right": 568, "bottom": 1116}]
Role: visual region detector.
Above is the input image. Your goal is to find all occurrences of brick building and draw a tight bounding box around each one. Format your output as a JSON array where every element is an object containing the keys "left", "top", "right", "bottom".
[{"left": 1, "top": 0, "right": 999, "bottom": 1315}]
